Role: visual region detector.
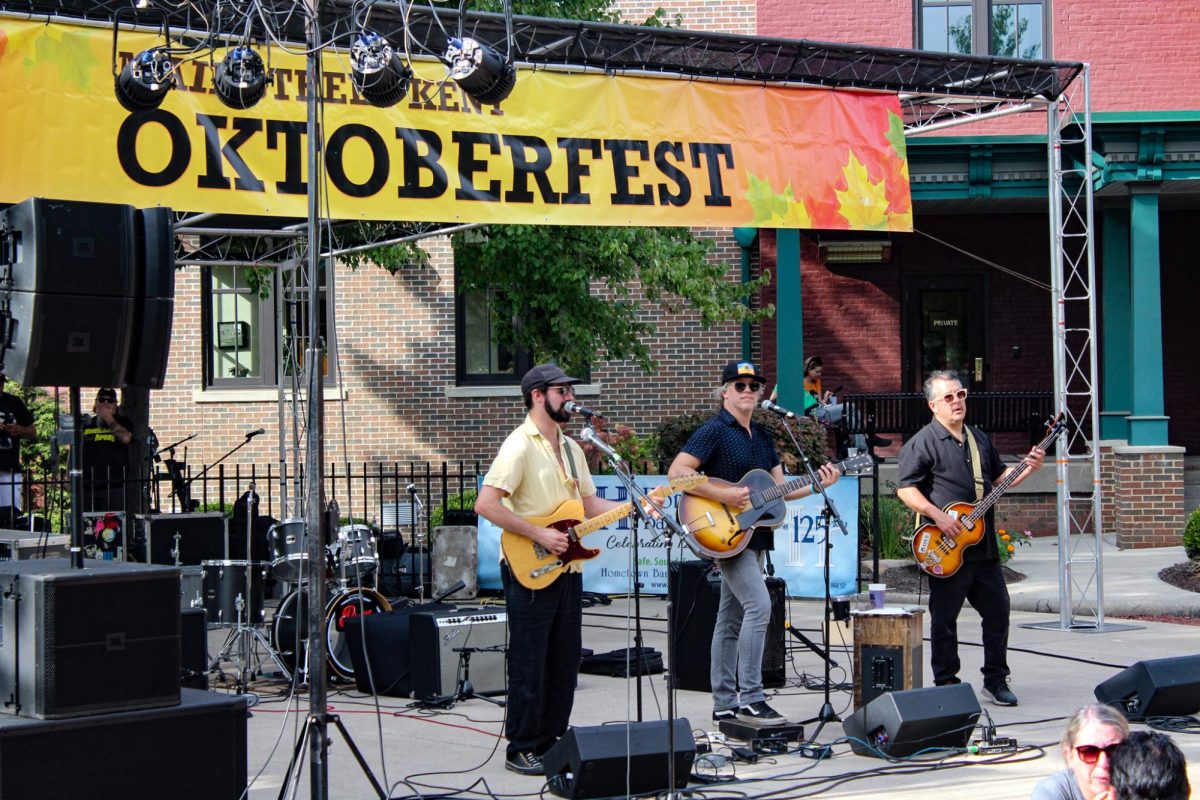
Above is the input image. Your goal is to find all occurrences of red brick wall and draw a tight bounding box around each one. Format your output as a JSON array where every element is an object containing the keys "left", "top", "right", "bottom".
[
  {"left": 758, "top": 0, "right": 912, "bottom": 48},
  {"left": 611, "top": 1, "right": 755, "bottom": 32},
  {"left": 1113, "top": 448, "right": 1186, "bottom": 548}
]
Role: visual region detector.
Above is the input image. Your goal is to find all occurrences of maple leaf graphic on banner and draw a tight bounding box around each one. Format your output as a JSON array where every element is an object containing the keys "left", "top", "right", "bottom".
[
  {"left": 744, "top": 172, "right": 813, "bottom": 229},
  {"left": 835, "top": 152, "right": 893, "bottom": 231}
]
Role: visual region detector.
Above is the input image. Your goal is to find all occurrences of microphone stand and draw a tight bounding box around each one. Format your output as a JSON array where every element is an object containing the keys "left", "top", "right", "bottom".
[
  {"left": 172, "top": 432, "right": 261, "bottom": 510},
  {"left": 776, "top": 417, "right": 848, "bottom": 746},
  {"left": 579, "top": 424, "right": 689, "bottom": 799},
  {"left": 154, "top": 433, "right": 197, "bottom": 513}
]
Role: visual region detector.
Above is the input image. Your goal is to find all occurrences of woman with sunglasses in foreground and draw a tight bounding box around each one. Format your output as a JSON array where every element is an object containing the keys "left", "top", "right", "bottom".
[{"left": 1032, "top": 703, "right": 1129, "bottom": 800}]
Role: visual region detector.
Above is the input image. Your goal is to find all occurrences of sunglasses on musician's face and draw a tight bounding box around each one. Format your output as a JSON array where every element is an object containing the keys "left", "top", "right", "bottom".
[
  {"left": 936, "top": 388, "right": 968, "bottom": 404},
  {"left": 545, "top": 385, "right": 575, "bottom": 396},
  {"left": 1074, "top": 743, "right": 1120, "bottom": 764},
  {"left": 731, "top": 381, "right": 762, "bottom": 393}
]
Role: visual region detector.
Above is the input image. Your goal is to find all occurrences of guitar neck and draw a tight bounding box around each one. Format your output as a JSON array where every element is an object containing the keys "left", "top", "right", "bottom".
[
  {"left": 753, "top": 456, "right": 861, "bottom": 505},
  {"left": 571, "top": 502, "right": 635, "bottom": 537},
  {"left": 961, "top": 424, "right": 1063, "bottom": 527}
]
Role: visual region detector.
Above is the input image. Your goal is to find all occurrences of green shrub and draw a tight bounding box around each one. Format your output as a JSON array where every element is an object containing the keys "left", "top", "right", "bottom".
[
  {"left": 860, "top": 488, "right": 915, "bottom": 560},
  {"left": 432, "top": 489, "right": 477, "bottom": 531},
  {"left": 1184, "top": 507, "right": 1200, "bottom": 561}
]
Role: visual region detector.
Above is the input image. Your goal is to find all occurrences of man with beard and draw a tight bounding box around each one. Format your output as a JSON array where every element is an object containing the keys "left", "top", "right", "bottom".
[{"left": 475, "top": 363, "right": 628, "bottom": 776}]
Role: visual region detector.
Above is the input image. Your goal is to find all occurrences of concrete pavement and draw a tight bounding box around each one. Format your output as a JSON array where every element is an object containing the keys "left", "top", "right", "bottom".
[{"left": 223, "top": 538, "right": 1199, "bottom": 798}]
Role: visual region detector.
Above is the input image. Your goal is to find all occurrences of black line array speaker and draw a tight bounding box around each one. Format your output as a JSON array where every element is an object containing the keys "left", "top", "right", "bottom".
[
  {"left": 0, "top": 689, "right": 247, "bottom": 799},
  {"left": 842, "top": 683, "right": 980, "bottom": 759},
  {"left": 542, "top": 719, "right": 696, "bottom": 799},
  {"left": 1094, "top": 654, "right": 1200, "bottom": 720},
  {"left": 668, "top": 560, "right": 785, "bottom": 691},
  {"left": 409, "top": 608, "right": 507, "bottom": 701},
  {"left": 0, "top": 559, "right": 180, "bottom": 719},
  {"left": 0, "top": 197, "right": 175, "bottom": 388}
]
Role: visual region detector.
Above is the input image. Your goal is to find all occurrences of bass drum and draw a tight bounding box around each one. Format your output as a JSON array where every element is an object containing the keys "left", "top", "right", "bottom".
[{"left": 271, "top": 587, "right": 391, "bottom": 681}]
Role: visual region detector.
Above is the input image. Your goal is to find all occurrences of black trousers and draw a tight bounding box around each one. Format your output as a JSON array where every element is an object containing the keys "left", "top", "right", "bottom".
[
  {"left": 927, "top": 559, "right": 1010, "bottom": 687},
  {"left": 500, "top": 562, "right": 582, "bottom": 758}
]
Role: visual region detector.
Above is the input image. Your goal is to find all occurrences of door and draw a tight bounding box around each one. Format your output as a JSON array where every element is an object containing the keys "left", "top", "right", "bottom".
[{"left": 903, "top": 275, "right": 987, "bottom": 393}]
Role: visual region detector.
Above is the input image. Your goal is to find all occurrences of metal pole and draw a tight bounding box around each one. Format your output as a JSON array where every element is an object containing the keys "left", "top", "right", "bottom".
[{"left": 303, "top": 2, "right": 329, "bottom": 798}]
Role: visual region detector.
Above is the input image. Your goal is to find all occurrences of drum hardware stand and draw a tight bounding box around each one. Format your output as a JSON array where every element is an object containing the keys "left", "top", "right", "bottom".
[
  {"left": 407, "top": 482, "right": 426, "bottom": 601},
  {"left": 422, "top": 644, "right": 508, "bottom": 709}
]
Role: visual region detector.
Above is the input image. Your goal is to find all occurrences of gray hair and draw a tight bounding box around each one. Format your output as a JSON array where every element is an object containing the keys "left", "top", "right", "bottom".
[
  {"left": 923, "top": 370, "right": 962, "bottom": 402},
  {"left": 1060, "top": 703, "right": 1130, "bottom": 752}
]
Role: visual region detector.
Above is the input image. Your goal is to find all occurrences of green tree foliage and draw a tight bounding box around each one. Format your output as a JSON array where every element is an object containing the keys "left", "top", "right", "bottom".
[{"left": 454, "top": 226, "right": 771, "bottom": 376}]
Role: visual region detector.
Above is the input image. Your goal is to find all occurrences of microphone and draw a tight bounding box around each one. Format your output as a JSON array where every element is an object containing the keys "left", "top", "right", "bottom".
[
  {"left": 760, "top": 399, "right": 797, "bottom": 419},
  {"left": 578, "top": 426, "right": 621, "bottom": 463},
  {"left": 245, "top": 428, "right": 266, "bottom": 438},
  {"left": 564, "top": 401, "right": 604, "bottom": 419}
]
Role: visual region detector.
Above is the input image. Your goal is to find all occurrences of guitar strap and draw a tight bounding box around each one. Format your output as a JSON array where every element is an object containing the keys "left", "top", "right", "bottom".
[
  {"left": 964, "top": 426, "right": 985, "bottom": 502},
  {"left": 561, "top": 434, "right": 583, "bottom": 498}
]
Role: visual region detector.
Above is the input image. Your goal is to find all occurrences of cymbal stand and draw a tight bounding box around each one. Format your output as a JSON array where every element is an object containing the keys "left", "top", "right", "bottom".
[{"left": 209, "top": 484, "right": 292, "bottom": 688}]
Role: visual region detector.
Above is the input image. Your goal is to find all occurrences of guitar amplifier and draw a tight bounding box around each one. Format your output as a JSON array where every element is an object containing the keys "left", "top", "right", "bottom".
[
  {"left": 0, "top": 530, "right": 70, "bottom": 561},
  {"left": 409, "top": 608, "right": 508, "bottom": 701}
]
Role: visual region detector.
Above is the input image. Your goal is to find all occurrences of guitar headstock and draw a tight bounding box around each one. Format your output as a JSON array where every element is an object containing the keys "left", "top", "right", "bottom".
[
  {"left": 1041, "top": 412, "right": 1068, "bottom": 444},
  {"left": 655, "top": 473, "right": 707, "bottom": 497},
  {"left": 839, "top": 453, "right": 876, "bottom": 475}
]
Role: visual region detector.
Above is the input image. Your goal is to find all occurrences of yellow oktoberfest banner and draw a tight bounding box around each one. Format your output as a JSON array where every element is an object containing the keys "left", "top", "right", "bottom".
[{"left": 0, "top": 19, "right": 912, "bottom": 230}]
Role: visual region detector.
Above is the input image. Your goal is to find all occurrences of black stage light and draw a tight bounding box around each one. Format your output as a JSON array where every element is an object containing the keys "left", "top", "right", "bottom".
[
  {"left": 445, "top": 36, "right": 516, "bottom": 105},
  {"left": 350, "top": 31, "right": 412, "bottom": 108},
  {"left": 115, "top": 48, "right": 175, "bottom": 112},
  {"left": 214, "top": 46, "right": 268, "bottom": 109}
]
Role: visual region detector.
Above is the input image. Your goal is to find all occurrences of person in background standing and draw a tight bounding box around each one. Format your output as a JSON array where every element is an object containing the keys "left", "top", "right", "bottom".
[
  {"left": 0, "top": 374, "right": 36, "bottom": 527},
  {"left": 82, "top": 387, "right": 134, "bottom": 512}
]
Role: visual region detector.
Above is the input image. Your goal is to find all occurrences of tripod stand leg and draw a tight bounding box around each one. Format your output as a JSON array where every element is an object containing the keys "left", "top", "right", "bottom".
[
  {"left": 329, "top": 715, "right": 387, "bottom": 799},
  {"left": 275, "top": 714, "right": 386, "bottom": 800}
]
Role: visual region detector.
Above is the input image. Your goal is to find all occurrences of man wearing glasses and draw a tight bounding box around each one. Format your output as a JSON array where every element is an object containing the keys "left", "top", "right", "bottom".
[
  {"left": 669, "top": 361, "right": 839, "bottom": 725},
  {"left": 896, "top": 370, "right": 1045, "bottom": 706},
  {"left": 82, "top": 387, "right": 135, "bottom": 512},
  {"left": 475, "top": 363, "right": 627, "bottom": 776}
]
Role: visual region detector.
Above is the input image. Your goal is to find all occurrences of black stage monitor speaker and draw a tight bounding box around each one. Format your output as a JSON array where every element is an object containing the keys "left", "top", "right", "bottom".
[
  {"left": 0, "top": 559, "right": 181, "bottom": 719},
  {"left": 0, "top": 197, "right": 138, "bottom": 386},
  {"left": 409, "top": 608, "right": 507, "bottom": 701},
  {"left": 1094, "top": 655, "right": 1200, "bottom": 720},
  {"left": 542, "top": 719, "right": 696, "bottom": 800},
  {"left": 0, "top": 688, "right": 246, "bottom": 799},
  {"left": 136, "top": 512, "right": 228, "bottom": 565},
  {"left": 842, "top": 683, "right": 980, "bottom": 759},
  {"left": 668, "top": 560, "right": 785, "bottom": 691}
]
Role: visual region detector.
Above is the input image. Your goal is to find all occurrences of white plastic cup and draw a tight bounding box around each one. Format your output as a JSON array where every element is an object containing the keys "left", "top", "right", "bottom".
[{"left": 868, "top": 583, "right": 886, "bottom": 609}]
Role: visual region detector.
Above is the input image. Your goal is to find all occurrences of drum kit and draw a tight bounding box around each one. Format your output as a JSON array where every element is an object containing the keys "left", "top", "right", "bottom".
[{"left": 205, "top": 510, "right": 391, "bottom": 687}]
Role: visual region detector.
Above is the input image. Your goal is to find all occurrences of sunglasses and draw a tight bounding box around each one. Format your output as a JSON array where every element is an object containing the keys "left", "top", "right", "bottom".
[
  {"left": 1074, "top": 743, "right": 1120, "bottom": 764},
  {"left": 97, "top": 398, "right": 116, "bottom": 405},
  {"left": 546, "top": 385, "right": 575, "bottom": 396},
  {"left": 732, "top": 381, "right": 762, "bottom": 393},
  {"left": 937, "top": 388, "right": 969, "bottom": 404}
]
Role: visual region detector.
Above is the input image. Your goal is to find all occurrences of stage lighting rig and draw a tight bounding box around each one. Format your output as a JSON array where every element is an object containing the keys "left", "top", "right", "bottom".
[
  {"left": 114, "top": 47, "right": 175, "bottom": 112},
  {"left": 444, "top": 36, "right": 516, "bottom": 105},
  {"left": 214, "top": 46, "right": 269, "bottom": 109},
  {"left": 350, "top": 31, "right": 412, "bottom": 108}
]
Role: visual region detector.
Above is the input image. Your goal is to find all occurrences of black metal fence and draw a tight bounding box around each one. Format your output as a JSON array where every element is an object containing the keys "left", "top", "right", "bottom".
[
  {"left": 12, "top": 460, "right": 485, "bottom": 536},
  {"left": 841, "top": 391, "right": 1055, "bottom": 444}
]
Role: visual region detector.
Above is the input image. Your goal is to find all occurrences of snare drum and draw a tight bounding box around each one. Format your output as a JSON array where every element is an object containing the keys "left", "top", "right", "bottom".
[
  {"left": 334, "top": 524, "right": 379, "bottom": 583},
  {"left": 271, "top": 587, "right": 391, "bottom": 681},
  {"left": 201, "top": 560, "right": 267, "bottom": 625}
]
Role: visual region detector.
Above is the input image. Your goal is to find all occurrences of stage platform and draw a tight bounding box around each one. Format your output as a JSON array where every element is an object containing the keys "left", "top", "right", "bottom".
[{"left": 211, "top": 592, "right": 1200, "bottom": 799}]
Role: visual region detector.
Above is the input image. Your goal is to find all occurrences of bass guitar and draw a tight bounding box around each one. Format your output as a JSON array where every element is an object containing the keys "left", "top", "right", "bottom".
[
  {"left": 675, "top": 454, "right": 874, "bottom": 559},
  {"left": 502, "top": 474, "right": 706, "bottom": 590},
  {"left": 910, "top": 414, "right": 1065, "bottom": 578}
]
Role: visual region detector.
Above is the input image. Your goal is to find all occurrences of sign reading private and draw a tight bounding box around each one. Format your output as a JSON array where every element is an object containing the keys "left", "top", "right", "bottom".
[{"left": 0, "top": 19, "right": 912, "bottom": 231}]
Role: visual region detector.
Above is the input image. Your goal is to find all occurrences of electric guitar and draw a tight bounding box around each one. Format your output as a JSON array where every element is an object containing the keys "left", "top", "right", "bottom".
[
  {"left": 910, "top": 414, "right": 1066, "bottom": 578},
  {"left": 675, "top": 454, "right": 874, "bottom": 559},
  {"left": 502, "top": 474, "right": 706, "bottom": 590}
]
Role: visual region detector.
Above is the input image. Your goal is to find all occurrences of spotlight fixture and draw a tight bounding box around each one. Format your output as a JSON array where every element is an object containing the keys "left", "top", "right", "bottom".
[
  {"left": 445, "top": 37, "right": 516, "bottom": 105},
  {"left": 214, "top": 46, "right": 268, "bottom": 110},
  {"left": 115, "top": 48, "right": 175, "bottom": 112},
  {"left": 350, "top": 31, "right": 412, "bottom": 108}
]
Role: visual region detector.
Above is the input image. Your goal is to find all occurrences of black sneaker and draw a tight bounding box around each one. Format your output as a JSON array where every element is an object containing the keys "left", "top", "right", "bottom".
[
  {"left": 736, "top": 700, "right": 787, "bottom": 725},
  {"left": 983, "top": 682, "right": 1019, "bottom": 707},
  {"left": 505, "top": 751, "right": 544, "bottom": 776},
  {"left": 712, "top": 708, "right": 737, "bottom": 722}
]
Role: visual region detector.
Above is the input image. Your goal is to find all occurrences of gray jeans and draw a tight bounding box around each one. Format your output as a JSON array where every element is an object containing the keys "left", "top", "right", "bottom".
[{"left": 711, "top": 548, "right": 769, "bottom": 710}]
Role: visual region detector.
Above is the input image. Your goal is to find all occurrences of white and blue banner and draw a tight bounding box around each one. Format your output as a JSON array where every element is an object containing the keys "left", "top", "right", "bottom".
[{"left": 477, "top": 474, "right": 859, "bottom": 598}]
